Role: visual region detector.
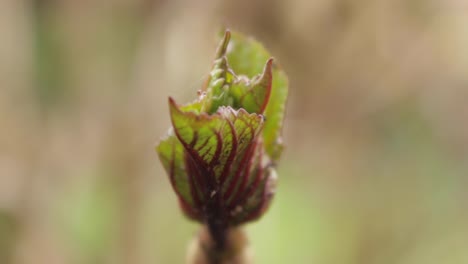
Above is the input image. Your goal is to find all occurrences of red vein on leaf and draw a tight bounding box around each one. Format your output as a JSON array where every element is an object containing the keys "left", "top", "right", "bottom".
[
  {"left": 221, "top": 117, "right": 250, "bottom": 199},
  {"left": 189, "top": 131, "right": 199, "bottom": 148},
  {"left": 241, "top": 184, "right": 268, "bottom": 223},
  {"left": 243, "top": 170, "right": 275, "bottom": 224},
  {"left": 199, "top": 146, "right": 214, "bottom": 163},
  {"left": 225, "top": 114, "right": 258, "bottom": 203},
  {"left": 231, "top": 153, "right": 264, "bottom": 211},
  {"left": 195, "top": 136, "right": 211, "bottom": 156},
  {"left": 209, "top": 129, "right": 223, "bottom": 168},
  {"left": 219, "top": 118, "right": 238, "bottom": 184},
  {"left": 223, "top": 134, "right": 256, "bottom": 202},
  {"left": 184, "top": 153, "right": 203, "bottom": 207},
  {"left": 173, "top": 130, "right": 204, "bottom": 165},
  {"left": 167, "top": 141, "right": 198, "bottom": 215},
  {"left": 227, "top": 140, "right": 258, "bottom": 208},
  {"left": 169, "top": 97, "right": 211, "bottom": 168},
  {"left": 189, "top": 152, "right": 208, "bottom": 195}
]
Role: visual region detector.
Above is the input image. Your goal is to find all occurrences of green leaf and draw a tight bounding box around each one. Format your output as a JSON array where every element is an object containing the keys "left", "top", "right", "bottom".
[
  {"left": 224, "top": 32, "right": 270, "bottom": 78},
  {"left": 156, "top": 29, "right": 287, "bottom": 225},
  {"left": 230, "top": 166, "right": 277, "bottom": 225},
  {"left": 228, "top": 58, "right": 274, "bottom": 114},
  {"left": 200, "top": 32, "right": 275, "bottom": 116},
  {"left": 156, "top": 135, "right": 199, "bottom": 220},
  {"left": 263, "top": 68, "right": 288, "bottom": 162},
  {"left": 225, "top": 31, "right": 288, "bottom": 162},
  {"left": 157, "top": 97, "right": 274, "bottom": 224},
  {"left": 169, "top": 97, "right": 264, "bottom": 182}
]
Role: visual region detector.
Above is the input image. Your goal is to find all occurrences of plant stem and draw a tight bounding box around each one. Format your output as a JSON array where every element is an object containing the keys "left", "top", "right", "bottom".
[{"left": 187, "top": 226, "right": 251, "bottom": 264}]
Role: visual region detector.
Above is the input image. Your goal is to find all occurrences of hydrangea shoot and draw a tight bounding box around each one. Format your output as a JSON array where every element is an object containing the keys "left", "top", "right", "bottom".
[{"left": 156, "top": 30, "right": 288, "bottom": 244}]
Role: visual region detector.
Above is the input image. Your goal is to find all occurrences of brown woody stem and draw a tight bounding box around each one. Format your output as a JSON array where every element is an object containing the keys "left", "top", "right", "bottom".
[{"left": 187, "top": 226, "right": 251, "bottom": 264}]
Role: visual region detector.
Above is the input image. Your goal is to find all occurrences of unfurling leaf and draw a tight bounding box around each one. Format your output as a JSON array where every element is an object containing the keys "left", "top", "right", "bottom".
[{"left": 156, "top": 30, "right": 287, "bottom": 226}]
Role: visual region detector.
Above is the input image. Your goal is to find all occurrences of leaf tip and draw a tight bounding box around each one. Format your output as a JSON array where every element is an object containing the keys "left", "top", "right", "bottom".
[
  {"left": 255, "top": 58, "right": 275, "bottom": 113},
  {"left": 168, "top": 96, "right": 178, "bottom": 111},
  {"left": 263, "top": 58, "right": 274, "bottom": 80},
  {"left": 215, "top": 30, "right": 231, "bottom": 59},
  {"left": 266, "top": 57, "right": 274, "bottom": 66},
  {"left": 168, "top": 97, "right": 182, "bottom": 124}
]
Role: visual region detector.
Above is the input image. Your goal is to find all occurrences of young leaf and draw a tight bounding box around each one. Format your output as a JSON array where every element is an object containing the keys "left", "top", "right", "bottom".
[
  {"left": 224, "top": 31, "right": 288, "bottom": 162},
  {"left": 156, "top": 29, "right": 288, "bottom": 226}
]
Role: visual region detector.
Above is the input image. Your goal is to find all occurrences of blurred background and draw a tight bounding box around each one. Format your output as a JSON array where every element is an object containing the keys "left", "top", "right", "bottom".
[{"left": 1, "top": 0, "right": 468, "bottom": 263}]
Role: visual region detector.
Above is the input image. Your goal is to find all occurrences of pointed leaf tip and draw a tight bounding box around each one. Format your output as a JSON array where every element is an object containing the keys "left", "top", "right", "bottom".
[
  {"left": 215, "top": 30, "right": 231, "bottom": 59},
  {"left": 258, "top": 58, "right": 274, "bottom": 113},
  {"left": 266, "top": 57, "right": 274, "bottom": 66},
  {"left": 168, "top": 96, "right": 177, "bottom": 108},
  {"left": 259, "top": 58, "right": 274, "bottom": 83},
  {"left": 168, "top": 97, "right": 178, "bottom": 119}
]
